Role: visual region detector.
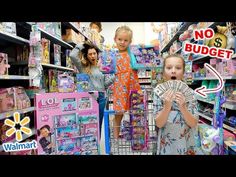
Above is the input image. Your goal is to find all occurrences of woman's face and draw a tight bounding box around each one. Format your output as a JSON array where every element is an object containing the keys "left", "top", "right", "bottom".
[
  {"left": 87, "top": 48, "right": 98, "bottom": 65},
  {"left": 163, "top": 57, "right": 185, "bottom": 81}
]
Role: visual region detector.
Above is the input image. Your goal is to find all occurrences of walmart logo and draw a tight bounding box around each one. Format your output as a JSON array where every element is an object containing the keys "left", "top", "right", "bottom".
[{"left": 3, "top": 112, "right": 37, "bottom": 152}]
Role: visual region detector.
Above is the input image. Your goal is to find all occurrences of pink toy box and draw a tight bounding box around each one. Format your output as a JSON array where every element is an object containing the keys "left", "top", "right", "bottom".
[
  {"left": 0, "top": 52, "right": 10, "bottom": 75},
  {"left": 35, "top": 92, "right": 99, "bottom": 155}
]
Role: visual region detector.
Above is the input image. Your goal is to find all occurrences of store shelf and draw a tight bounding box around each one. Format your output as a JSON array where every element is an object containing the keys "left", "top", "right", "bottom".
[
  {"left": 161, "top": 22, "right": 194, "bottom": 53},
  {"left": 197, "top": 97, "right": 236, "bottom": 110},
  {"left": 0, "top": 75, "right": 31, "bottom": 80},
  {"left": 193, "top": 75, "right": 236, "bottom": 80},
  {"left": 196, "top": 111, "right": 236, "bottom": 132},
  {"left": 62, "top": 22, "right": 80, "bottom": 33},
  {"left": 42, "top": 63, "right": 74, "bottom": 71},
  {"left": 0, "top": 107, "right": 35, "bottom": 120},
  {"left": 38, "top": 28, "right": 73, "bottom": 49},
  {"left": 9, "top": 60, "right": 28, "bottom": 65},
  {"left": 139, "top": 82, "right": 151, "bottom": 84},
  {"left": 174, "top": 47, "right": 182, "bottom": 54},
  {"left": 138, "top": 76, "right": 151, "bottom": 79},
  {"left": 0, "top": 31, "right": 29, "bottom": 45},
  {"left": 0, "top": 128, "right": 36, "bottom": 152},
  {"left": 192, "top": 55, "right": 210, "bottom": 62}
]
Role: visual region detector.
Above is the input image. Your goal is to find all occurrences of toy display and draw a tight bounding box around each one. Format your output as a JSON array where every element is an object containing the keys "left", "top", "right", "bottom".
[
  {"left": 76, "top": 73, "right": 94, "bottom": 92},
  {"left": 0, "top": 53, "right": 10, "bottom": 75},
  {"left": 129, "top": 90, "right": 148, "bottom": 151},
  {"left": 98, "top": 48, "right": 118, "bottom": 74},
  {"left": 35, "top": 92, "right": 99, "bottom": 155},
  {"left": 128, "top": 45, "right": 160, "bottom": 70},
  {"left": 41, "top": 38, "right": 50, "bottom": 64},
  {"left": 54, "top": 44, "right": 61, "bottom": 66},
  {"left": 65, "top": 49, "right": 73, "bottom": 68},
  {"left": 58, "top": 73, "right": 75, "bottom": 93}
]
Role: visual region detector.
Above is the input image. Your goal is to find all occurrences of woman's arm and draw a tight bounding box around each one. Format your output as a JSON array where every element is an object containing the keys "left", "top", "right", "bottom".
[{"left": 69, "top": 43, "right": 84, "bottom": 72}]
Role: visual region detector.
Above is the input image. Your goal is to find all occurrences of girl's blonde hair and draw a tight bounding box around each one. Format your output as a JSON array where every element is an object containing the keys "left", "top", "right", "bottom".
[{"left": 115, "top": 25, "right": 133, "bottom": 40}]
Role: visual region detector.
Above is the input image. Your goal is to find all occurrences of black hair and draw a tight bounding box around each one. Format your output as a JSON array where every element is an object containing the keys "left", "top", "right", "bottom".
[
  {"left": 81, "top": 43, "right": 99, "bottom": 61},
  {"left": 37, "top": 124, "right": 50, "bottom": 136}
]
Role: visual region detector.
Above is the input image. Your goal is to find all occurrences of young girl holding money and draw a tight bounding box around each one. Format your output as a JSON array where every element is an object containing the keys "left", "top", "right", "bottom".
[{"left": 153, "top": 54, "right": 201, "bottom": 155}]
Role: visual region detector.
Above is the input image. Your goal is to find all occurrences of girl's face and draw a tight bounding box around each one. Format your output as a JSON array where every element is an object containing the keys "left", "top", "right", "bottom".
[
  {"left": 163, "top": 57, "right": 184, "bottom": 81},
  {"left": 40, "top": 128, "right": 50, "bottom": 137},
  {"left": 114, "top": 31, "right": 131, "bottom": 52},
  {"left": 87, "top": 48, "right": 98, "bottom": 65}
]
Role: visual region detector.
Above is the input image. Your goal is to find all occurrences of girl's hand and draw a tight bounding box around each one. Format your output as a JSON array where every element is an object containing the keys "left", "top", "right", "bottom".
[
  {"left": 175, "top": 92, "right": 187, "bottom": 110},
  {"left": 162, "top": 89, "right": 175, "bottom": 109}
]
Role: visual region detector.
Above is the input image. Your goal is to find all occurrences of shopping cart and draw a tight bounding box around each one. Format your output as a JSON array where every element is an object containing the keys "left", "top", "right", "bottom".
[{"left": 104, "top": 88, "right": 158, "bottom": 155}]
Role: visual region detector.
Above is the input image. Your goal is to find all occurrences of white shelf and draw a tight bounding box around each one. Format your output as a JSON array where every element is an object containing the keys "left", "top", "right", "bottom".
[
  {"left": 193, "top": 75, "right": 236, "bottom": 80},
  {"left": 161, "top": 22, "right": 194, "bottom": 53},
  {"left": 0, "top": 128, "right": 36, "bottom": 152},
  {"left": 0, "top": 107, "right": 35, "bottom": 120},
  {"left": 138, "top": 76, "right": 151, "bottom": 79},
  {"left": 0, "top": 31, "right": 29, "bottom": 45},
  {"left": 42, "top": 63, "right": 74, "bottom": 71},
  {"left": 38, "top": 28, "right": 73, "bottom": 49},
  {"left": 197, "top": 97, "right": 236, "bottom": 110},
  {"left": 196, "top": 112, "right": 236, "bottom": 132},
  {"left": 0, "top": 75, "right": 31, "bottom": 80},
  {"left": 174, "top": 47, "right": 182, "bottom": 54}
]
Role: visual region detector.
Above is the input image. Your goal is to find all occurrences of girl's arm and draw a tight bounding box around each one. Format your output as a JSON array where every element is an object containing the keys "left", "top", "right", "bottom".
[
  {"left": 154, "top": 89, "right": 175, "bottom": 128},
  {"left": 175, "top": 92, "right": 198, "bottom": 128},
  {"left": 69, "top": 43, "right": 84, "bottom": 73}
]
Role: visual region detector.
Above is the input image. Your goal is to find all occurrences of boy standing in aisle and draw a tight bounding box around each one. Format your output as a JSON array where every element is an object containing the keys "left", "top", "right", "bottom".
[
  {"left": 112, "top": 25, "right": 142, "bottom": 139},
  {"left": 153, "top": 54, "right": 202, "bottom": 155},
  {"left": 90, "top": 22, "right": 105, "bottom": 44}
]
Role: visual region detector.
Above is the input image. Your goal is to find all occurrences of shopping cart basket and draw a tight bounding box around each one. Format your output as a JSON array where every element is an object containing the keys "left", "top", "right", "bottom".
[{"left": 104, "top": 109, "right": 158, "bottom": 155}]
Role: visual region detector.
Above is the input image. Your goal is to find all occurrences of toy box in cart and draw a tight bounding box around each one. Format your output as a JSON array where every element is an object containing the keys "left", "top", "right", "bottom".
[
  {"left": 35, "top": 92, "right": 100, "bottom": 155},
  {"left": 104, "top": 89, "right": 157, "bottom": 155},
  {"left": 128, "top": 45, "right": 161, "bottom": 70}
]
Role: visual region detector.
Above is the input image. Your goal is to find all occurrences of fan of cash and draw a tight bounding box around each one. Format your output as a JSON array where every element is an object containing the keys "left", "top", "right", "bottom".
[{"left": 153, "top": 80, "right": 194, "bottom": 103}]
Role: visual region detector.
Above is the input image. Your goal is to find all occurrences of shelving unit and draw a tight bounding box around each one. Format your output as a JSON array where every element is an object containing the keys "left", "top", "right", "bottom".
[
  {"left": 0, "top": 31, "right": 29, "bottom": 45},
  {"left": 0, "top": 107, "right": 35, "bottom": 120},
  {"left": 197, "top": 98, "right": 236, "bottom": 110},
  {"left": 0, "top": 75, "right": 31, "bottom": 80},
  {"left": 196, "top": 112, "right": 236, "bottom": 132},
  {"left": 161, "top": 22, "right": 195, "bottom": 53},
  {"left": 42, "top": 63, "right": 74, "bottom": 72}
]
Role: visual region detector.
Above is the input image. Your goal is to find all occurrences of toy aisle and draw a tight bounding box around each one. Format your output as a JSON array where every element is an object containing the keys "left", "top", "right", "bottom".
[{"left": 0, "top": 22, "right": 235, "bottom": 155}]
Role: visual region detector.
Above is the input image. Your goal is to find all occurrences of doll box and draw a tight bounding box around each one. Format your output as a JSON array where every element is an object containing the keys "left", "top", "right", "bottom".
[{"left": 128, "top": 45, "right": 160, "bottom": 70}]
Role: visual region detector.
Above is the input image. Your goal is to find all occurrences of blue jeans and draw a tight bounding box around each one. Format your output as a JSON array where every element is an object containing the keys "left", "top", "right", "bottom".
[{"left": 97, "top": 92, "right": 106, "bottom": 137}]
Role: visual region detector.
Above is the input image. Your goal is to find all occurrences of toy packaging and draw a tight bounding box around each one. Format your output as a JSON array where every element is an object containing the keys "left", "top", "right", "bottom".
[
  {"left": 128, "top": 45, "right": 160, "bottom": 70},
  {"left": 41, "top": 38, "right": 50, "bottom": 64},
  {"left": 54, "top": 44, "right": 61, "bottom": 66},
  {"left": 98, "top": 48, "right": 118, "bottom": 74},
  {"left": 0, "top": 119, "right": 15, "bottom": 144},
  {"left": 35, "top": 92, "right": 99, "bottom": 155},
  {"left": 48, "top": 69, "right": 62, "bottom": 92},
  {"left": 129, "top": 90, "right": 149, "bottom": 151},
  {"left": 65, "top": 49, "right": 73, "bottom": 68},
  {"left": 58, "top": 73, "right": 75, "bottom": 93},
  {"left": 0, "top": 87, "right": 15, "bottom": 113},
  {"left": 0, "top": 52, "right": 10, "bottom": 75},
  {"left": 76, "top": 73, "right": 94, "bottom": 92}
]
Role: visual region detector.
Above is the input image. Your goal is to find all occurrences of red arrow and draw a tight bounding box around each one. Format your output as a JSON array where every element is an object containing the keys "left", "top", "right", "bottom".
[{"left": 195, "top": 63, "right": 224, "bottom": 98}]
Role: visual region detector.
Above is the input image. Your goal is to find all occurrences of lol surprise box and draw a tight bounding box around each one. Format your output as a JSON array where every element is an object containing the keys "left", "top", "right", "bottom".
[{"left": 35, "top": 92, "right": 99, "bottom": 155}]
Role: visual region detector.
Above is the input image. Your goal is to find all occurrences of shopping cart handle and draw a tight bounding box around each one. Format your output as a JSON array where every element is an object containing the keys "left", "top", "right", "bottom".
[{"left": 104, "top": 110, "right": 116, "bottom": 115}]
